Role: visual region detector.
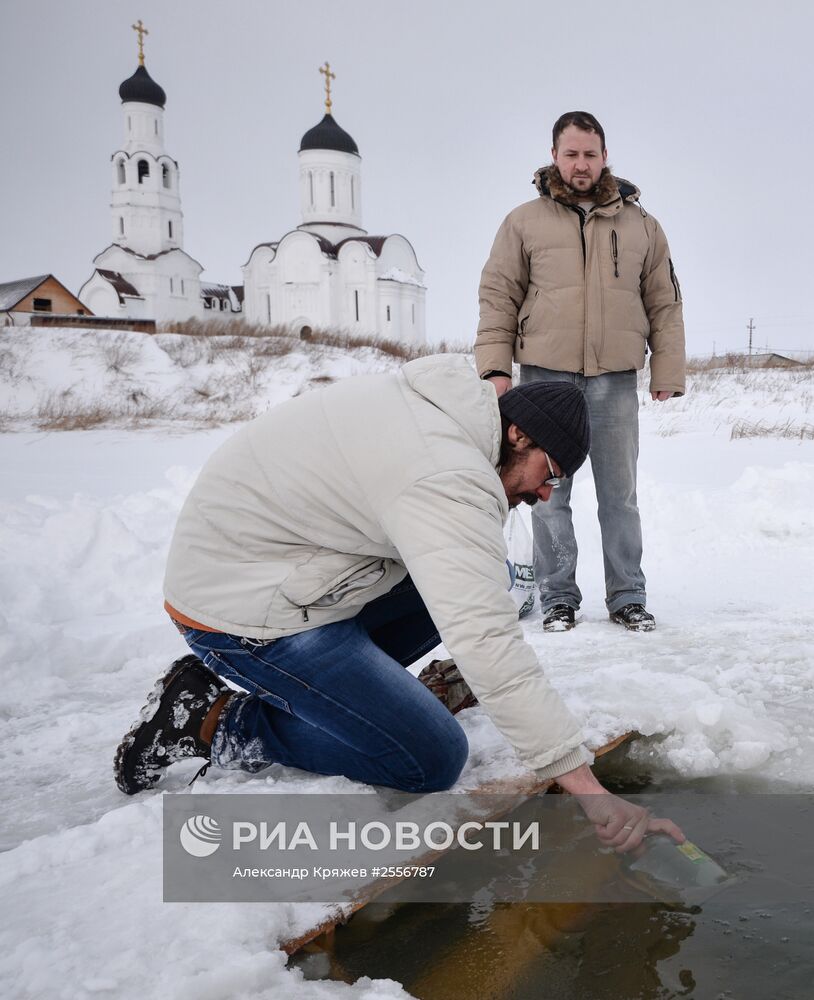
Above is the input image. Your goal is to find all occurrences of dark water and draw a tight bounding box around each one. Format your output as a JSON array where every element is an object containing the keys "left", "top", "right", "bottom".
[{"left": 290, "top": 757, "right": 814, "bottom": 999}]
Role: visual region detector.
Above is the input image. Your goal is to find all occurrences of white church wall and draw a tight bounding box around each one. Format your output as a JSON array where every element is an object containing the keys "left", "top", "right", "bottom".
[
  {"left": 298, "top": 148, "right": 364, "bottom": 241},
  {"left": 122, "top": 101, "right": 165, "bottom": 156},
  {"left": 337, "top": 241, "right": 378, "bottom": 333},
  {"left": 78, "top": 275, "right": 127, "bottom": 318}
]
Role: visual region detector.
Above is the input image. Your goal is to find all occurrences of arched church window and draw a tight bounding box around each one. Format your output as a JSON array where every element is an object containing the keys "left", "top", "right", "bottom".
[
  {"left": 137, "top": 159, "right": 150, "bottom": 184},
  {"left": 119, "top": 217, "right": 125, "bottom": 235},
  {"left": 386, "top": 305, "right": 391, "bottom": 322},
  {"left": 412, "top": 303, "right": 415, "bottom": 325},
  {"left": 354, "top": 289, "right": 359, "bottom": 322},
  {"left": 117, "top": 160, "right": 126, "bottom": 184},
  {"left": 168, "top": 221, "right": 173, "bottom": 239},
  {"left": 154, "top": 120, "right": 158, "bottom": 135},
  {"left": 162, "top": 164, "right": 171, "bottom": 189},
  {"left": 351, "top": 177, "right": 355, "bottom": 211},
  {"left": 309, "top": 172, "right": 314, "bottom": 207},
  {"left": 330, "top": 172, "right": 336, "bottom": 208},
  {"left": 181, "top": 279, "right": 185, "bottom": 295},
  {"left": 128, "top": 116, "right": 132, "bottom": 131}
]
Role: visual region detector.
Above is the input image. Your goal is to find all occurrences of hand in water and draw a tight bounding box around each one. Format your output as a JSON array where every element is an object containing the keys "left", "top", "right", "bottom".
[
  {"left": 554, "top": 763, "right": 685, "bottom": 853},
  {"left": 574, "top": 791, "right": 685, "bottom": 854}
]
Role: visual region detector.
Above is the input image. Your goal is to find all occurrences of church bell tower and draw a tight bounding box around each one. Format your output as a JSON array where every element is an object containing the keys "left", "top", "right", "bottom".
[{"left": 110, "top": 20, "right": 185, "bottom": 256}]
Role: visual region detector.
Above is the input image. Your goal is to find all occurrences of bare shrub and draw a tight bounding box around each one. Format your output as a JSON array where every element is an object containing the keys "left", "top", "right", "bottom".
[
  {"left": 100, "top": 333, "right": 141, "bottom": 374},
  {"left": 156, "top": 334, "right": 208, "bottom": 368}
]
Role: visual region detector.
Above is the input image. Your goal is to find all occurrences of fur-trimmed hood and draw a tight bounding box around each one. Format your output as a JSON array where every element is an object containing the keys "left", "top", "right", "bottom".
[{"left": 533, "top": 164, "right": 640, "bottom": 208}]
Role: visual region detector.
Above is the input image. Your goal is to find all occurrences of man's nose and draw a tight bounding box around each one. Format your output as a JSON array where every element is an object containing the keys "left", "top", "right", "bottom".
[{"left": 536, "top": 484, "right": 554, "bottom": 502}]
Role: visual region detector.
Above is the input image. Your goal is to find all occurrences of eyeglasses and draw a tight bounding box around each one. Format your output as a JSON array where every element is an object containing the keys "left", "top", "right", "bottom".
[{"left": 543, "top": 451, "right": 563, "bottom": 489}]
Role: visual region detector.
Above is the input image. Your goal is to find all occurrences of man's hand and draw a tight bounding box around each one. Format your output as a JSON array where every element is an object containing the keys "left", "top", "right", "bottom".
[
  {"left": 487, "top": 376, "right": 513, "bottom": 397},
  {"left": 554, "top": 763, "right": 685, "bottom": 853},
  {"left": 650, "top": 390, "right": 672, "bottom": 401}
]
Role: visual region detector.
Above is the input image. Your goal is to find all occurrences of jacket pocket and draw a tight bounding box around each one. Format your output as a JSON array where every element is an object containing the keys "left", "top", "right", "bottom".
[{"left": 279, "top": 556, "right": 388, "bottom": 616}]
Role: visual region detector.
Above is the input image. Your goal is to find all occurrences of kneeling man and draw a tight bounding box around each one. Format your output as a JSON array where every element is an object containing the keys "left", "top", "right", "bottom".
[{"left": 116, "top": 354, "right": 680, "bottom": 850}]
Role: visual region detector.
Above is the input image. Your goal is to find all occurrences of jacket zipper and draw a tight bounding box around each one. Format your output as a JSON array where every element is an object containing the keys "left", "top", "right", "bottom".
[
  {"left": 610, "top": 229, "right": 619, "bottom": 277},
  {"left": 300, "top": 606, "right": 309, "bottom": 622},
  {"left": 668, "top": 259, "right": 681, "bottom": 301},
  {"left": 572, "top": 206, "right": 587, "bottom": 264}
]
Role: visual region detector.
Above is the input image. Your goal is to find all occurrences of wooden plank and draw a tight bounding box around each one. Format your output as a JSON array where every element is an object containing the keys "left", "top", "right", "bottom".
[{"left": 282, "top": 731, "right": 633, "bottom": 955}]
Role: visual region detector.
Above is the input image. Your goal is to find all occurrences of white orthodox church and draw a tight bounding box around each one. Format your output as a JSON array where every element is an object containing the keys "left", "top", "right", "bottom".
[
  {"left": 78, "top": 28, "right": 425, "bottom": 345},
  {"left": 242, "top": 64, "right": 426, "bottom": 345}
]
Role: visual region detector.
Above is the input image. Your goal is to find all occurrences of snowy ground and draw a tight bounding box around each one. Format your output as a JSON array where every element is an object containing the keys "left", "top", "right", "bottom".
[{"left": 1, "top": 330, "right": 812, "bottom": 999}]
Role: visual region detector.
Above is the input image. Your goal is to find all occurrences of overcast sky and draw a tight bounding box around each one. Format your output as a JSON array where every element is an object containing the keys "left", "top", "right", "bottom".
[{"left": 2, "top": 0, "right": 813, "bottom": 355}]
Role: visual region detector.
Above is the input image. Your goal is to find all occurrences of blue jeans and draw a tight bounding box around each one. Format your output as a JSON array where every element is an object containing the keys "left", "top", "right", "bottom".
[
  {"left": 181, "top": 577, "right": 469, "bottom": 792},
  {"left": 520, "top": 366, "right": 646, "bottom": 614}
]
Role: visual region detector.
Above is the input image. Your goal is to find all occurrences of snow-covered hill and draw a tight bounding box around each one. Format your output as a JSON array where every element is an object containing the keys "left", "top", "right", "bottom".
[{"left": 1, "top": 328, "right": 813, "bottom": 999}]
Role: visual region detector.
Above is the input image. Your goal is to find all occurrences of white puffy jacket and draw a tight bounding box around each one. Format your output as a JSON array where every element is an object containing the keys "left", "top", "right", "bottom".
[{"left": 164, "top": 354, "right": 590, "bottom": 778}]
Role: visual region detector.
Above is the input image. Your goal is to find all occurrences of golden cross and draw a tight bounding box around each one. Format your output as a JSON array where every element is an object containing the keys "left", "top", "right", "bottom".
[
  {"left": 131, "top": 20, "right": 149, "bottom": 67},
  {"left": 319, "top": 61, "right": 336, "bottom": 115}
]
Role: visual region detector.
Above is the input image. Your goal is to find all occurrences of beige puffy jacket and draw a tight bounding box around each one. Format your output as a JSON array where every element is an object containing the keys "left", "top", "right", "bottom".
[
  {"left": 475, "top": 166, "right": 686, "bottom": 395},
  {"left": 164, "top": 355, "right": 590, "bottom": 779}
]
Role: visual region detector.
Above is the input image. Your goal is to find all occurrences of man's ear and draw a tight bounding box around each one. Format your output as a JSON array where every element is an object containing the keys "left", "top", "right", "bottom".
[{"left": 509, "top": 424, "right": 534, "bottom": 450}]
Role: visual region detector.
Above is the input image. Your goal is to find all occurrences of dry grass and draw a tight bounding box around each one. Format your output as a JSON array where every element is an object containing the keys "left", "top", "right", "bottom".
[
  {"left": 35, "top": 390, "right": 180, "bottom": 431},
  {"left": 686, "top": 353, "right": 814, "bottom": 373},
  {"left": 159, "top": 317, "right": 470, "bottom": 361},
  {"left": 730, "top": 419, "right": 814, "bottom": 441}
]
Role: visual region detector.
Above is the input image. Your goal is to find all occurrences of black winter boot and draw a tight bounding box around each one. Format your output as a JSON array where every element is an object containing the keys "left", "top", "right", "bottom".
[
  {"left": 542, "top": 604, "right": 576, "bottom": 632},
  {"left": 609, "top": 604, "right": 656, "bottom": 632},
  {"left": 114, "top": 655, "right": 231, "bottom": 795}
]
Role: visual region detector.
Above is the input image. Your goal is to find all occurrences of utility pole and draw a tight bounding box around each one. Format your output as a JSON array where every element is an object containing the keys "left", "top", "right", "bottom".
[{"left": 747, "top": 317, "right": 755, "bottom": 356}]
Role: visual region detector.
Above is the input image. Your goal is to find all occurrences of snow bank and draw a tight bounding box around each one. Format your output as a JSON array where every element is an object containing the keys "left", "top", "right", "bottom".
[{"left": 1, "top": 333, "right": 813, "bottom": 997}]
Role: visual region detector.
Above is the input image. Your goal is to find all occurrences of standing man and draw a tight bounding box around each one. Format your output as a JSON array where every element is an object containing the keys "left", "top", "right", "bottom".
[{"left": 475, "top": 111, "right": 685, "bottom": 632}]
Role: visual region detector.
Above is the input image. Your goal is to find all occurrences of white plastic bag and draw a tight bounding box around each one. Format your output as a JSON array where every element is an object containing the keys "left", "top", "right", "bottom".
[{"left": 505, "top": 508, "right": 535, "bottom": 618}]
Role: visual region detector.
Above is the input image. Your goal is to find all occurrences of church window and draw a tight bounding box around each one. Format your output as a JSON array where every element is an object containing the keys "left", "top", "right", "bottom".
[
  {"left": 267, "top": 294, "right": 272, "bottom": 323},
  {"left": 128, "top": 115, "right": 132, "bottom": 131},
  {"left": 119, "top": 217, "right": 125, "bottom": 235},
  {"left": 154, "top": 120, "right": 158, "bottom": 135},
  {"left": 162, "top": 164, "right": 171, "bottom": 189},
  {"left": 137, "top": 159, "right": 150, "bottom": 184},
  {"left": 309, "top": 172, "right": 314, "bottom": 207},
  {"left": 170, "top": 277, "right": 175, "bottom": 294},
  {"left": 412, "top": 304, "right": 415, "bottom": 324},
  {"left": 33, "top": 298, "right": 52, "bottom": 312},
  {"left": 168, "top": 221, "right": 174, "bottom": 239},
  {"left": 181, "top": 279, "right": 185, "bottom": 294},
  {"left": 330, "top": 172, "right": 336, "bottom": 208},
  {"left": 354, "top": 289, "right": 359, "bottom": 322},
  {"left": 351, "top": 177, "right": 355, "bottom": 210},
  {"left": 116, "top": 160, "right": 126, "bottom": 184},
  {"left": 386, "top": 305, "right": 391, "bottom": 322}
]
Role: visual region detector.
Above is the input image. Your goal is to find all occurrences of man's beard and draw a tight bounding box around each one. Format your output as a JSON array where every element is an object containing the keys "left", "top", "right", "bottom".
[{"left": 566, "top": 175, "right": 597, "bottom": 197}]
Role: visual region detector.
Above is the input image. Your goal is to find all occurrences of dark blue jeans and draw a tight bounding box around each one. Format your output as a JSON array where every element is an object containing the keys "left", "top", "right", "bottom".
[{"left": 182, "top": 577, "right": 469, "bottom": 792}]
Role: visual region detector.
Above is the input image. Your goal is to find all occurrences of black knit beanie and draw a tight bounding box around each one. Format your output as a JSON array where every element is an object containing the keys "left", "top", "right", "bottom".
[{"left": 498, "top": 381, "right": 590, "bottom": 477}]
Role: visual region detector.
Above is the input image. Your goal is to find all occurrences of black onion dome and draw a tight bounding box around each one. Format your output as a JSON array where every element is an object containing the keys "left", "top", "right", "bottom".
[
  {"left": 119, "top": 65, "right": 166, "bottom": 108},
  {"left": 299, "top": 114, "right": 359, "bottom": 155}
]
